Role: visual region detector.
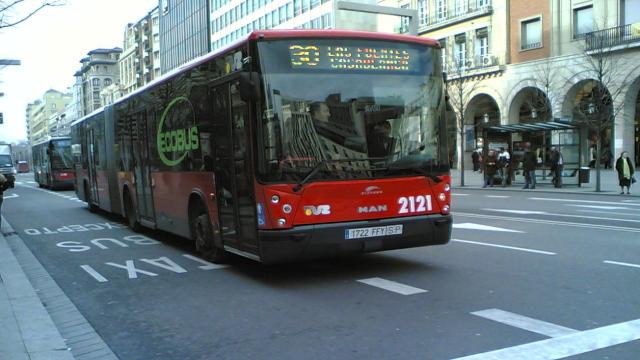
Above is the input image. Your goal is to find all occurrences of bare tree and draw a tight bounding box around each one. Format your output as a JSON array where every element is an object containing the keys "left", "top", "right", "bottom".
[
  {"left": 0, "top": 0, "right": 64, "bottom": 29},
  {"left": 529, "top": 58, "right": 558, "bottom": 121},
  {"left": 445, "top": 57, "right": 481, "bottom": 187},
  {"left": 572, "top": 29, "right": 629, "bottom": 192}
]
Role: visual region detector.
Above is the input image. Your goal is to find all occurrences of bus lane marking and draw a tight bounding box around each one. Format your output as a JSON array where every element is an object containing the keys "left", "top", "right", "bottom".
[
  {"left": 356, "top": 277, "right": 427, "bottom": 295},
  {"left": 25, "top": 222, "right": 124, "bottom": 236},
  {"left": 80, "top": 254, "right": 227, "bottom": 282},
  {"left": 483, "top": 209, "right": 640, "bottom": 224},
  {"left": 453, "top": 317, "right": 640, "bottom": 360},
  {"left": 529, "top": 197, "right": 640, "bottom": 207},
  {"left": 56, "top": 235, "right": 159, "bottom": 252},
  {"left": 603, "top": 260, "right": 640, "bottom": 269},
  {"left": 452, "top": 239, "right": 556, "bottom": 255}
]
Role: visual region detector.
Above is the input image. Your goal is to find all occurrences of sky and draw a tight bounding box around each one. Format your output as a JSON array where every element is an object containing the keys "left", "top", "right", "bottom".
[{"left": 0, "top": 0, "right": 159, "bottom": 143}]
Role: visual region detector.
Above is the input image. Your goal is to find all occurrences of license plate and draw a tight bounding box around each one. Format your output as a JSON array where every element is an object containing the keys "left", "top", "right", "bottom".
[{"left": 345, "top": 225, "right": 403, "bottom": 240}]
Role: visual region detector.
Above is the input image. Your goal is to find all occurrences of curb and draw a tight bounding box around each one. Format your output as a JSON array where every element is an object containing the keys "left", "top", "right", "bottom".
[{"left": 0, "top": 216, "right": 74, "bottom": 360}]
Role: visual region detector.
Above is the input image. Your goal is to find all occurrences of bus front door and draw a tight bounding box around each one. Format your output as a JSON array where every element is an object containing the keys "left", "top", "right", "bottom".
[
  {"left": 86, "top": 129, "right": 99, "bottom": 205},
  {"left": 211, "top": 81, "right": 258, "bottom": 257}
]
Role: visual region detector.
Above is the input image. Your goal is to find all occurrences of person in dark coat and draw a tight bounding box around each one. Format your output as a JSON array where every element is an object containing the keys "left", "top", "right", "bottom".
[
  {"left": 472, "top": 149, "right": 480, "bottom": 172},
  {"left": 615, "top": 151, "right": 635, "bottom": 194},
  {"left": 522, "top": 146, "right": 537, "bottom": 189},
  {"left": 482, "top": 150, "right": 498, "bottom": 188},
  {"left": 549, "top": 146, "right": 564, "bottom": 188}
]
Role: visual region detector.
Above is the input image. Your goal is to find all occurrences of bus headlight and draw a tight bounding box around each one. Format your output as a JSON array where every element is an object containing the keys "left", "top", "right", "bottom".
[
  {"left": 442, "top": 205, "right": 450, "bottom": 214},
  {"left": 444, "top": 183, "right": 450, "bottom": 192},
  {"left": 282, "top": 204, "right": 292, "bottom": 214},
  {"left": 271, "top": 195, "right": 280, "bottom": 204},
  {"left": 438, "top": 193, "right": 446, "bottom": 202},
  {"left": 277, "top": 218, "right": 286, "bottom": 226}
]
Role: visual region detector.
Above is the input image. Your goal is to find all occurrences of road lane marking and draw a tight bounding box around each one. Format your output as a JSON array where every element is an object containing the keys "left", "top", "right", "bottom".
[
  {"left": 567, "top": 205, "right": 632, "bottom": 210},
  {"left": 482, "top": 209, "right": 640, "bottom": 224},
  {"left": 485, "top": 195, "right": 510, "bottom": 198},
  {"left": 456, "top": 212, "right": 640, "bottom": 233},
  {"left": 453, "top": 223, "right": 523, "bottom": 233},
  {"left": 603, "top": 260, "right": 640, "bottom": 269},
  {"left": 472, "top": 309, "right": 578, "bottom": 338},
  {"left": 529, "top": 197, "right": 640, "bottom": 207},
  {"left": 80, "top": 265, "right": 108, "bottom": 282},
  {"left": 483, "top": 209, "right": 547, "bottom": 215},
  {"left": 452, "top": 318, "right": 640, "bottom": 360},
  {"left": 357, "top": 277, "right": 427, "bottom": 295},
  {"left": 577, "top": 209, "right": 640, "bottom": 217},
  {"left": 2, "top": 193, "right": 19, "bottom": 199},
  {"left": 452, "top": 239, "right": 556, "bottom": 255},
  {"left": 452, "top": 193, "right": 470, "bottom": 196}
]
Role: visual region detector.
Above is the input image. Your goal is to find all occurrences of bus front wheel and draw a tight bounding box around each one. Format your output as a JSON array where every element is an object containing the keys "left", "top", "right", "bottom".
[{"left": 192, "top": 212, "right": 226, "bottom": 263}]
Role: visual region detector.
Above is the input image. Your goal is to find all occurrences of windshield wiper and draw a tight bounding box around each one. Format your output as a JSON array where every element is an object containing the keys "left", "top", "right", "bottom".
[{"left": 292, "top": 157, "right": 388, "bottom": 192}]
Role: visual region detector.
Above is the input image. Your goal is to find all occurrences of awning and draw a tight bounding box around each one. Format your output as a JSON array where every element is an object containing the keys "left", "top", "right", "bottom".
[{"left": 484, "top": 121, "right": 576, "bottom": 133}]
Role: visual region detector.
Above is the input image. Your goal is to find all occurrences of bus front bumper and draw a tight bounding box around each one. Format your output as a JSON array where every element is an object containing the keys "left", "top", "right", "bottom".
[{"left": 257, "top": 214, "right": 452, "bottom": 264}]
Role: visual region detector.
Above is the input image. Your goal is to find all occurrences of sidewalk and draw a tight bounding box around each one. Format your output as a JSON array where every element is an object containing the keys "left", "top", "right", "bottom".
[
  {"left": 0, "top": 216, "right": 74, "bottom": 360},
  {"left": 450, "top": 168, "right": 639, "bottom": 196}
]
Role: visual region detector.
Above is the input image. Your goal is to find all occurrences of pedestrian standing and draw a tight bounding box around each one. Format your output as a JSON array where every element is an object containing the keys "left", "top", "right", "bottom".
[
  {"left": 498, "top": 147, "right": 510, "bottom": 186},
  {"left": 522, "top": 146, "right": 537, "bottom": 189},
  {"left": 483, "top": 150, "right": 498, "bottom": 188},
  {"left": 550, "top": 146, "right": 564, "bottom": 188},
  {"left": 472, "top": 149, "right": 480, "bottom": 172},
  {"left": 0, "top": 174, "right": 9, "bottom": 226},
  {"left": 615, "top": 151, "right": 635, "bottom": 195}
]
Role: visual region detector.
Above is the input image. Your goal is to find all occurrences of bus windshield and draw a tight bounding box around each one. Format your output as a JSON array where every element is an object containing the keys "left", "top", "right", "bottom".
[
  {"left": 50, "top": 140, "right": 73, "bottom": 170},
  {"left": 256, "top": 38, "right": 447, "bottom": 183}
]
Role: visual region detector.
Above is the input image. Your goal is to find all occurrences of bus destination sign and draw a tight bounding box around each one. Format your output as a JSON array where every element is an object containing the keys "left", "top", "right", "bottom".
[{"left": 289, "top": 44, "right": 414, "bottom": 72}]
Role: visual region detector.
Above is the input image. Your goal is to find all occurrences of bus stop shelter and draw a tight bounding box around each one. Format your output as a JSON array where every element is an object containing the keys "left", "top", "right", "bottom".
[{"left": 482, "top": 120, "right": 589, "bottom": 186}]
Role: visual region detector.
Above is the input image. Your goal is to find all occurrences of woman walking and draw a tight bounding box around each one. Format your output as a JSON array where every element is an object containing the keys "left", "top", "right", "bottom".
[{"left": 615, "top": 151, "right": 635, "bottom": 194}]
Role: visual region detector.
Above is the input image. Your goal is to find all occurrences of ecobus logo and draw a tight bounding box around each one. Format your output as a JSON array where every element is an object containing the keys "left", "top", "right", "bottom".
[{"left": 157, "top": 96, "right": 199, "bottom": 166}]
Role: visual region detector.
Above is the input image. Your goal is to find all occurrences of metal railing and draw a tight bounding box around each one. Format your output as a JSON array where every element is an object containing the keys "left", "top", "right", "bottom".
[{"left": 584, "top": 23, "right": 640, "bottom": 51}]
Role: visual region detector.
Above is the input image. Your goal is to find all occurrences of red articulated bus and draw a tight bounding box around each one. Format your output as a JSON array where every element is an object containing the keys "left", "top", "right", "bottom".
[
  {"left": 71, "top": 30, "right": 452, "bottom": 264},
  {"left": 32, "top": 137, "right": 75, "bottom": 189}
]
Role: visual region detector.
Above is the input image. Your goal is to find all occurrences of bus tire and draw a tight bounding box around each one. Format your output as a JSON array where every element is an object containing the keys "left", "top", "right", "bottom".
[
  {"left": 192, "top": 210, "right": 227, "bottom": 263},
  {"left": 123, "top": 191, "right": 142, "bottom": 232},
  {"left": 84, "top": 181, "right": 98, "bottom": 213}
]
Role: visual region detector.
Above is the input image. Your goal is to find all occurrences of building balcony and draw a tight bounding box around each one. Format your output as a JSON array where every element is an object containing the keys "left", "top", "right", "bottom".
[
  {"left": 584, "top": 23, "right": 640, "bottom": 52},
  {"left": 419, "top": 0, "right": 492, "bottom": 33},
  {"left": 444, "top": 52, "right": 506, "bottom": 80}
]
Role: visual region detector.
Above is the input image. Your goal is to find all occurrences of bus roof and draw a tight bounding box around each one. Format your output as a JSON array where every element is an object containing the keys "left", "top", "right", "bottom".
[
  {"left": 32, "top": 137, "right": 71, "bottom": 147},
  {"left": 248, "top": 29, "right": 440, "bottom": 47}
]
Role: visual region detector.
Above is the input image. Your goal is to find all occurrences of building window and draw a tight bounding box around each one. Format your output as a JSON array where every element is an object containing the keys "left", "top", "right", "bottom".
[
  {"left": 455, "top": 0, "right": 467, "bottom": 15},
  {"left": 478, "top": 0, "right": 489, "bottom": 7},
  {"left": 105, "top": 78, "right": 113, "bottom": 86},
  {"left": 92, "top": 78, "right": 100, "bottom": 87},
  {"left": 521, "top": 17, "right": 542, "bottom": 50},
  {"left": 418, "top": 0, "right": 428, "bottom": 26},
  {"left": 622, "top": 0, "right": 640, "bottom": 25},
  {"left": 454, "top": 33, "right": 466, "bottom": 68},
  {"left": 475, "top": 28, "right": 489, "bottom": 64},
  {"left": 573, "top": 6, "right": 593, "bottom": 38},
  {"left": 400, "top": 4, "right": 409, "bottom": 33},
  {"left": 437, "top": 0, "right": 447, "bottom": 20}
]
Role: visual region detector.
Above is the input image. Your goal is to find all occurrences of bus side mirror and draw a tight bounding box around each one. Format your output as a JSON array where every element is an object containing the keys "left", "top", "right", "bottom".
[{"left": 239, "top": 71, "right": 260, "bottom": 101}]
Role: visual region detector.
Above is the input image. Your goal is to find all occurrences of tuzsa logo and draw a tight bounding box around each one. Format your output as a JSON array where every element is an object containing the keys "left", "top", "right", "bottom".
[
  {"left": 304, "top": 205, "right": 331, "bottom": 216},
  {"left": 157, "top": 96, "right": 199, "bottom": 167}
]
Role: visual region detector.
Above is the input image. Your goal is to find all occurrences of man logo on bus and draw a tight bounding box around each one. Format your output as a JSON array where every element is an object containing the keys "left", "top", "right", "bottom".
[{"left": 157, "top": 96, "right": 200, "bottom": 167}]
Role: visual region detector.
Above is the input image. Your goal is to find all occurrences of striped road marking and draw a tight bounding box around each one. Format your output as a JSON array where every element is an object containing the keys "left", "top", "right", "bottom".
[
  {"left": 357, "top": 277, "right": 427, "bottom": 295},
  {"left": 453, "top": 318, "right": 640, "bottom": 359},
  {"left": 603, "top": 260, "right": 640, "bottom": 269},
  {"left": 472, "top": 309, "right": 578, "bottom": 338},
  {"left": 452, "top": 239, "right": 556, "bottom": 255}
]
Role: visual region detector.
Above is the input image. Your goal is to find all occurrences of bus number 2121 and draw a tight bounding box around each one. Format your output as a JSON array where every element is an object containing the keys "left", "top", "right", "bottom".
[{"left": 398, "top": 195, "right": 432, "bottom": 214}]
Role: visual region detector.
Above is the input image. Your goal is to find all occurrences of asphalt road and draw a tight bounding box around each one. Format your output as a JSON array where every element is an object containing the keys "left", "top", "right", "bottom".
[{"left": 3, "top": 173, "right": 640, "bottom": 360}]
